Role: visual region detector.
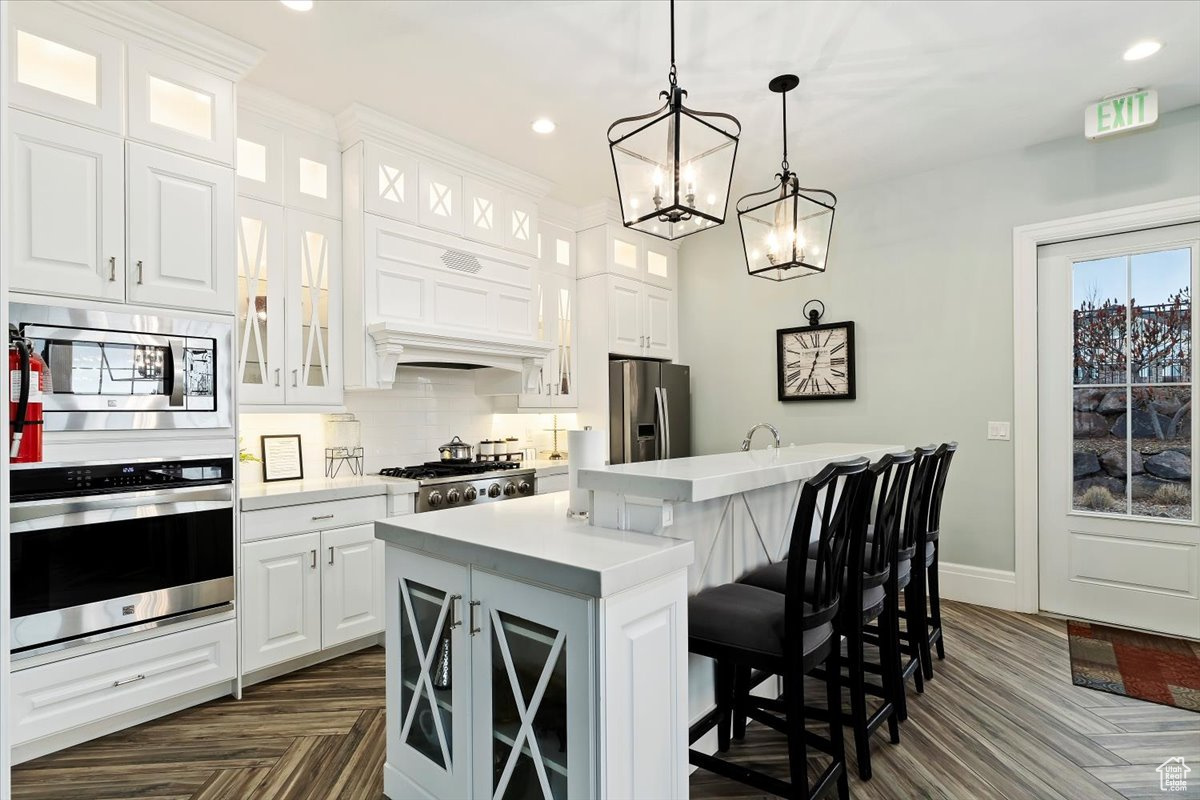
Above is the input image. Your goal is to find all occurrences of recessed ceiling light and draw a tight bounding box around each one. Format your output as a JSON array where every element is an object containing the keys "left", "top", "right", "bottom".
[
  {"left": 1123, "top": 40, "right": 1162, "bottom": 61},
  {"left": 531, "top": 118, "right": 556, "bottom": 135},
  {"left": 280, "top": 0, "right": 314, "bottom": 11}
]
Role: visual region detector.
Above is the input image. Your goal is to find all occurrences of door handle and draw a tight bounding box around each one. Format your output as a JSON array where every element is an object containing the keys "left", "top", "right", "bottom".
[
  {"left": 661, "top": 387, "right": 671, "bottom": 459},
  {"left": 328, "top": 546, "right": 334, "bottom": 566},
  {"left": 469, "top": 600, "right": 481, "bottom": 636},
  {"left": 113, "top": 674, "right": 145, "bottom": 688},
  {"left": 136, "top": 260, "right": 144, "bottom": 284},
  {"left": 310, "top": 549, "right": 317, "bottom": 569},
  {"left": 448, "top": 594, "right": 463, "bottom": 629},
  {"left": 274, "top": 368, "right": 280, "bottom": 387},
  {"left": 654, "top": 387, "right": 665, "bottom": 460},
  {"left": 167, "top": 338, "right": 186, "bottom": 407},
  {"left": 292, "top": 369, "right": 298, "bottom": 387},
  {"left": 108, "top": 256, "right": 116, "bottom": 281}
]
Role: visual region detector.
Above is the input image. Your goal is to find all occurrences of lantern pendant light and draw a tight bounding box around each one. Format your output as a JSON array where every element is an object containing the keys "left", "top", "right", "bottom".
[
  {"left": 737, "top": 74, "right": 837, "bottom": 281},
  {"left": 607, "top": 0, "right": 741, "bottom": 242}
]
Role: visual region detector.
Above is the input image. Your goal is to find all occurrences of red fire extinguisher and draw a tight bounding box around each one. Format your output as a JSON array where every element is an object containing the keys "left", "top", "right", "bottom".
[{"left": 9, "top": 324, "right": 45, "bottom": 463}]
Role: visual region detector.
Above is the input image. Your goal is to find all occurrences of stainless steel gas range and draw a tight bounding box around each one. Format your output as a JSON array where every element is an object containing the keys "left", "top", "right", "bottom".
[{"left": 378, "top": 461, "right": 536, "bottom": 513}]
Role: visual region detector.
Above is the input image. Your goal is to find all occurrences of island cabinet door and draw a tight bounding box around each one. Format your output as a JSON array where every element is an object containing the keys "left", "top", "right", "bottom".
[
  {"left": 470, "top": 570, "right": 595, "bottom": 800},
  {"left": 385, "top": 548, "right": 472, "bottom": 800}
]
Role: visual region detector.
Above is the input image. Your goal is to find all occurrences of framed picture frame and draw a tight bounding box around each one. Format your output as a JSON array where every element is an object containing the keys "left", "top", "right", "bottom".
[
  {"left": 776, "top": 320, "right": 856, "bottom": 401},
  {"left": 261, "top": 434, "right": 304, "bottom": 482}
]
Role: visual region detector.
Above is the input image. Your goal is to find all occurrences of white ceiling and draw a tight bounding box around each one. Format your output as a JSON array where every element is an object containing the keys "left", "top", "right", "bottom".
[{"left": 159, "top": 0, "right": 1200, "bottom": 206}]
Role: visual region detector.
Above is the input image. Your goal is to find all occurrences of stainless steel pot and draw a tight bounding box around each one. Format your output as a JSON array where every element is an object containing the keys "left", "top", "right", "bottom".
[{"left": 438, "top": 435, "right": 473, "bottom": 461}]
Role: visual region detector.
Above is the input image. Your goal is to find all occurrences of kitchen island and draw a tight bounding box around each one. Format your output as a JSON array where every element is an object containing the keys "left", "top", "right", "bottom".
[
  {"left": 578, "top": 442, "right": 904, "bottom": 750},
  {"left": 375, "top": 493, "right": 695, "bottom": 800}
]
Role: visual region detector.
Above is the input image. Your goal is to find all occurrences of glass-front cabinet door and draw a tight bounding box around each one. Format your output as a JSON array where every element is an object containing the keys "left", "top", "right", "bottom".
[
  {"left": 236, "top": 198, "right": 285, "bottom": 404},
  {"left": 386, "top": 549, "right": 472, "bottom": 800},
  {"left": 471, "top": 570, "right": 593, "bottom": 800},
  {"left": 285, "top": 210, "right": 342, "bottom": 406}
]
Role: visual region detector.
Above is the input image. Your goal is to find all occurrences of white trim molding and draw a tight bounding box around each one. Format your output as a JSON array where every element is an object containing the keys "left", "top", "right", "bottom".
[
  {"left": 938, "top": 562, "right": 1017, "bottom": 611},
  {"left": 1011, "top": 196, "right": 1200, "bottom": 614}
]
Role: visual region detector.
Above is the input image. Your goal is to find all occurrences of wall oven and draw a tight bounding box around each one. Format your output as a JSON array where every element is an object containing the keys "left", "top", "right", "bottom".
[
  {"left": 10, "top": 456, "right": 235, "bottom": 658},
  {"left": 9, "top": 302, "right": 232, "bottom": 431}
]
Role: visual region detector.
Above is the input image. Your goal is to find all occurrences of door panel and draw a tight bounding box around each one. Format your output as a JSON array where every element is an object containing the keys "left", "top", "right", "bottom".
[
  {"left": 285, "top": 210, "right": 342, "bottom": 405},
  {"left": 236, "top": 198, "right": 286, "bottom": 404},
  {"left": 643, "top": 283, "right": 675, "bottom": 360},
  {"left": 1038, "top": 224, "right": 1200, "bottom": 637},
  {"left": 9, "top": 111, "right": 124, "bottom": 301},
  {"left": 241, "top": 532, "right": 322, "bottom": 673},
  {"left": 385, "top": 547, "right": 471, "bottom": 800},
  {"left": 660, "top": 363, "right": 691, "bottom": 459},
  {"left": 321, "top": 525, "right": 383, "bottom": 648},
  {"left": 607, "top": 276, "right": 642, "bottom": 357},
  {"left": 470, "top": 570, "right": 593, "bottom": 800},
  {"left": 126, "top": 143, "right": 234, "bottom": 313}
]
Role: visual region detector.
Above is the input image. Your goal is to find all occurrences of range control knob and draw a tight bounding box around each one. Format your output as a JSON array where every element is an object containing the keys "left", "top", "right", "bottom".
[
  {"left": 446, "top": 488, "right": 462, "bottom": 504},
  {"left": 487, "top": 483, "right": 502, "bottom": 498},
  {"left": 464, "top": 486, "right": 479, "bottom": 502},
  {"left": 427, "top": 490, "right": 444, "bottom": 508},
  {"left": 503, "top": 482, "right": 517, "bottom": 497},
  {"left": 517, "top": 480, "right": 533, "bottom": 495}
]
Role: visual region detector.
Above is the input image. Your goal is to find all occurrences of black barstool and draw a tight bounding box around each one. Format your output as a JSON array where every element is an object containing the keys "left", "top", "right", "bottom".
[
  {"left": 687, "top": 459, "right": 870, "bottom": 800},
  {"left": 738, "top": 452, "right": 914, "bottom": 780},
  {"left": 919, "top": 442, "right": 957, "bottom": 676}
]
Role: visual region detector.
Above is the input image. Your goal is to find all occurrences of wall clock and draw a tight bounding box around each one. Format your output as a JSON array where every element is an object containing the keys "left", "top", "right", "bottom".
[{"left": 777, "top": 302, "right": 855, "bottom": 401}]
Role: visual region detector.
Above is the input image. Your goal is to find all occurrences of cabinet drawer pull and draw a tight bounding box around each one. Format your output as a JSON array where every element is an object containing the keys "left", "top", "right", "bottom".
[
  {"left": 328, "top": 546, "right": 334, "bottom": 566},
  {"left": 113, "top": 674, "right": 145, "bottom": 688},
  {"left": 469, "top": 600, "right": 481, "bottom": 636},
  {"left": 449, "top": 594, "right": 463, "bottom": 629},
  {"left": 136, "top": 260, "right": 144, "bottom": 284},
  {"left": 274, "top": 368, "right": 281, "bottom": 387},
  {"left": 108, "top": 256, "right": 116, "bottom": 281},
  {"left": 310, "top": 549, "right": 317, "bottom": 569},
  {"left": 311, "top": 514, "right": 334, "bottom": 521}
]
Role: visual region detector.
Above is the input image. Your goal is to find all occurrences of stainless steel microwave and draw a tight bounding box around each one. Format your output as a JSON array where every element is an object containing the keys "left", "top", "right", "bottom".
[{"left": 10, "top": 302, "right": 232, "bottom": 431}]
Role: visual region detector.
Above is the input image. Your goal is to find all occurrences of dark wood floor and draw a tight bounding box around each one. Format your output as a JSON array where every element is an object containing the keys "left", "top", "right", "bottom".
[{"left": 12, "top": 600, "right": 1200, "bottom": 799}]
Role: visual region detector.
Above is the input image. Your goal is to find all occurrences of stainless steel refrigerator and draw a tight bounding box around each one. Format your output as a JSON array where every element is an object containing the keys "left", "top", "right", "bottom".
[{"left": 609, "top": 359, "right": 691, "bottom": 464}]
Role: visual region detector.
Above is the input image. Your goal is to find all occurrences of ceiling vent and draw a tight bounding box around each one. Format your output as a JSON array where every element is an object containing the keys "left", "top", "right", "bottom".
[{"left": 440, "top": 249, "right": 482, "bottom": 274}]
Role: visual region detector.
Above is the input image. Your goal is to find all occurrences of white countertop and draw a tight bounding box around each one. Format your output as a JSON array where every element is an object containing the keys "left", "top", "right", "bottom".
[
  {"left": 240, "top": 475, "right": 418, "bottom": 511},
  {"left": 578, "top": 442, "right": 906, "bottom": 503},
  {"left": 375, "top": 493, "right": 694, "bottom": 597},
  {"left": 529, "top": 458, "right": 569, "bottom": 476}
]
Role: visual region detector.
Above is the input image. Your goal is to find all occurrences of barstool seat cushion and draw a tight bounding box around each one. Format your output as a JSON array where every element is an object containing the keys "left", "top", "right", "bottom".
[
  {"left": 739, "top": 559, "right": 886, "bottom": 618},
  {"left": 688, "top": 583, "right": 835, "bottom": 660}
]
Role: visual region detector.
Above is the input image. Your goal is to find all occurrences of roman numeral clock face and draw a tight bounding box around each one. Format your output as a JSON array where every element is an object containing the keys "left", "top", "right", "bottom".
[{"left": 777, "top": 322, "right": 856, "bottom": 401}]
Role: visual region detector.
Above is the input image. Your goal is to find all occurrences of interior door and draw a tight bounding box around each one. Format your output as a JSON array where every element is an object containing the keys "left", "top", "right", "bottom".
[
  {"left": 241, "top": 532, "right": 322, "bottom": 673},
  {"left": 9, "top": 110, "right": 125, "bottom": 302},
  {"left": 321, "top": 524, "right": 384, "bottom": 648},
  {"left": 470, "top": 569, "right": 593, "bottom": 800},
  {"left": 1037, "top": 223, "right": 1200, "bottom": 637},
  {"left": 125, "top": 142, "right": 234, "bottom": 313}
]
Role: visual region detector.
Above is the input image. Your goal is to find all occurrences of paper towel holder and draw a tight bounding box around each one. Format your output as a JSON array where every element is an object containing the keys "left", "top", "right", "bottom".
[{"left": 566, "top": 426, "right": 596, "bottom": 521}]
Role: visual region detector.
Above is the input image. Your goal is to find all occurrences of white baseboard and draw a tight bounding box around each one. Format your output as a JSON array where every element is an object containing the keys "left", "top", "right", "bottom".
[{"left": 938, "top": 561, "right": 1017, "bottom": 611}]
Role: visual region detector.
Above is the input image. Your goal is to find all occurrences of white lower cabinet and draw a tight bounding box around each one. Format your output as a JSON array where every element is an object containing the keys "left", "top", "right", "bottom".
[
  {"left": 10, "top": 620, "right": 236, "bottom": 747},
  {"left": 241, "top": 531, "right": 323, "bottom": 673},
  {"left": 241, "top": 497, "right": 387, "bottom": 676},
  {"left": 386, "top": 548, "right": 594, "bottom": 800}
]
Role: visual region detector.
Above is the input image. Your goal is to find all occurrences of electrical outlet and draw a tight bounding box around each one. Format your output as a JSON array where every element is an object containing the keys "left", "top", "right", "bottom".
[
  {"left": 987, "top": 421, "right": 1011, "bottom": 441},
  {"left": 661, "top": 502, "right": 674, "bottom": 528}
]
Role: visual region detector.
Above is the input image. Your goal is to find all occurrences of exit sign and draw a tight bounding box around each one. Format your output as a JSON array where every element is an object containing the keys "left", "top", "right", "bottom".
[{"left": 1085, "top": 89, "right": 1158, "bottom": 139}]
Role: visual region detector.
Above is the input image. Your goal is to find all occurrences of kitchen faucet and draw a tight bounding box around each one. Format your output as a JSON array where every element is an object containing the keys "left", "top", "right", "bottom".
[{"left": 741, "top": 423, "right": 781, "bottom": 451}]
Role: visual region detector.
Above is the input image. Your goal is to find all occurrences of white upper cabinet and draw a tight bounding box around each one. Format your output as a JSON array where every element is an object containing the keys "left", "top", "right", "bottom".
[
  {"left": 126, "top": 143, "right": 235, "bottom": 313},
  {"left": 8, "top": 111, "right": 125, "bottom": 302},
  {"left": 506, "top": 194, "right": 539, "bottom": 257},
  {"left": 361, "top": 141, "right": 419, "bottom": 223},
  {"left": 284, "top": 129, "right": 341, "bottom": 219},
  {"left": 236, "top": 111, "right": 284, "bottom": 203},
  {"left": 9, "top": 6, "right": 125, "bottom": 134},
  {"left": 418, "top": 162, "right": 463, "bottom": 235},
  {"left": 127, "top": 46, "right": 235, "bottom": 165},
  {"left": 578, "top": 223, "right": 677, "bottom": 288},
  {"left": 644, "top": 240, "right": 678, "bottom": 288},
  {"left": 285, "top": 210, "right": 343, "bottom": 406},
  {"left": 643, "top": 282, "right": 676, "bottom": 359},
  {"left": 236, "top": 198, "right": 287, "bottom": 404},
  {"left": 607, "top": 275, "right": 645, "bottom": 357},
  {"left": 464, "top": 177, "right": 506, "bottom": 247}
]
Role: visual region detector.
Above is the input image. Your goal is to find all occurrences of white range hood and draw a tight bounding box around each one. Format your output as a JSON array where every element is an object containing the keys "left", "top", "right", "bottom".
[{"left": 368, "top": 322, "right": 553, "bottom": 389}]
